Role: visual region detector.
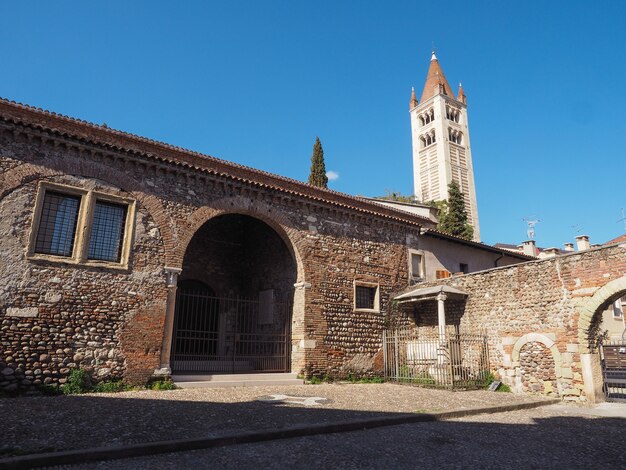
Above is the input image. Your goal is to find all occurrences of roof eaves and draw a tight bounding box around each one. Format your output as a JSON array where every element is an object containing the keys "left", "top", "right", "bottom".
[{"left": 0, "top": 97, "right": 433, "bottom": 227}]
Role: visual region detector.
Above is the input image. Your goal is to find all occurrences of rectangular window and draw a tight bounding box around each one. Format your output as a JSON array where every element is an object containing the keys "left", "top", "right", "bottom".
[
  {"left": 87, "top": 201, "right": 128, "bottom": 262},
  {"left": 355, "top": 284, "right": 378, "bottom": 310},
  {"left": 34, "top": 191, "right": 81, "bottom": 257},
  {"left": 459, "top": 263, "right": 469, "bottom": 274},
  {"left": 29, "top": 182, "right": 135, "bottom": 268},
  {"left": 410, "top": 253, "right": 423, "bottom": 278}
]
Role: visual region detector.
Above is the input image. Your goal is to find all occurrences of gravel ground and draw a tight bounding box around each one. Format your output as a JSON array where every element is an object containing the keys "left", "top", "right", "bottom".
[
  {"left": 59, "top": 403, "right": 626, "bottom": 470},
  {"left": 0, "top": 383, "right": 546, "bottom": 456}
]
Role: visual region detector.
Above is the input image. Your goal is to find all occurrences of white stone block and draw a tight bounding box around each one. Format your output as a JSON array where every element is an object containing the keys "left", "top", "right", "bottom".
[
  {"left": 299, "top": 339, "right": 316, "bottom": 349},
  {"left": 6, "top": 307, "right": 38, "bottom": 318},
  {"left": 566, "top": 343, "right": 579, "bottom": 353}
]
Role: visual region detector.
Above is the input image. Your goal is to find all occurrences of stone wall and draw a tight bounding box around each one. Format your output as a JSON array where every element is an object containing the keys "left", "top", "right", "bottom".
[
  {"left": 0, "top": 100, "right": 533, "bottom": 392},
  {"left": 0, "top": 108, "right": 425, "bottom": 390},
  {"left": 398, "top": 243, "right": 626, "bottom": 401}
]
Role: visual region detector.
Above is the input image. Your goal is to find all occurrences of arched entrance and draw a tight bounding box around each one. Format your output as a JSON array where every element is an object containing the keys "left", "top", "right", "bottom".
[
  {"left": 171, "top": 213, "right": 297, "bottom": 374},
  {"left": 579, "top": 277, "right": 626, "bottom": 402}
]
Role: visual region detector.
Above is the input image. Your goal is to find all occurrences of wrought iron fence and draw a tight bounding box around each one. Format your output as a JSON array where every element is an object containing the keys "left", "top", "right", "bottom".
[{"left": 383, "top": 328, "right": 490, "bottom": 389}]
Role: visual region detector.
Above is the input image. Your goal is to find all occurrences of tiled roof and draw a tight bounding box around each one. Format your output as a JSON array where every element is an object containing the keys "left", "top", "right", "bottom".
[
  {"left": 426, "top": 230, "right": 536, "bottom": 260},
  {"left": 0, "top": 97, "right": 434, "bottom": 227},
  {"left": 419, "top": 53, "right": 455, "bottom": 103},
  {"left": 605, "top": 233, "right": 626, "bottom": 245}
]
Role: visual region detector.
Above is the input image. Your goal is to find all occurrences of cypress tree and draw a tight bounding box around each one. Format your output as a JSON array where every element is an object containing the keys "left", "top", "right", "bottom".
[
  {"left": 437, "top": 181, "right": 474, "bottom": 240},
  {"left": 308, "top": 137, "right": 328, "bottom": 188}
]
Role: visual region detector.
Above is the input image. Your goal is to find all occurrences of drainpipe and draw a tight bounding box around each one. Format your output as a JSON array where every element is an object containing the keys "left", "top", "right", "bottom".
[{"left": 494, "top": 252, "right": 505, "bottom": 268}]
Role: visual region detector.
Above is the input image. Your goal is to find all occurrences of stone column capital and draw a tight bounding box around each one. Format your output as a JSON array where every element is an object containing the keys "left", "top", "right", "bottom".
[{"left": 164, "top": 267, "right": 182, "bottom": 287}]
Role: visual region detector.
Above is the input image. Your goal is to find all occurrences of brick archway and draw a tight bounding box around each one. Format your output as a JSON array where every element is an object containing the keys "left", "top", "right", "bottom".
[
  {"left": 175, "top": 196, "right": 306, "bottom": 284},
  {"left": 577, "top": 275, "right": 626, "bottom": 354},
  {"left": 511, "top": 333, "right": 563, "bottom": 395},
  {"left": 160, "top": 196, "right": 309, "bottom": 375}
]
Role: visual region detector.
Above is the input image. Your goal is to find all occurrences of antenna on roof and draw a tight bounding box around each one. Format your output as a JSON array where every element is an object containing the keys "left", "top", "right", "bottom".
[
  {"left": 571, "top": 224, "right": 583, "bottom": 235},
  {"left": 618, "top": 208, "right": 626, "bottom": 231},
  {"left": 522, "top": 217, "right": 540, "bottom": 240}
]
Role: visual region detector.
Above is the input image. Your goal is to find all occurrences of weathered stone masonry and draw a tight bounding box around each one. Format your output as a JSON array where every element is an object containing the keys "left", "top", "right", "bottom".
[
  {"left": 0, "top": 99, "right": 532, "bottom": 392},
  {"left": 397, "top": 243, "right": 626, "bottom": 401},
  {"left": 0, "top": 100, "right": 446, "bottom": 391}
]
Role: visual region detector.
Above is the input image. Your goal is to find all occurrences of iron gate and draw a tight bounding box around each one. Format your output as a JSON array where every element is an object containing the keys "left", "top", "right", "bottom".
[
  {"left": 383, "top": 328, "right": 490, "bottom": 389},
  {"left": 171, "top": 287, "right": 292, "bottom": 374},
  {"left": 600, "top": 340, "right": 626, "bottom": 402}
]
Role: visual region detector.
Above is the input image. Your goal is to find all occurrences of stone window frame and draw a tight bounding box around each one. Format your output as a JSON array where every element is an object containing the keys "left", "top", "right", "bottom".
[
  {"left": 27, "top": 181, "right": 136, "bottom": 270},
  {"left": 408, "top": 249, "right": 425, "bottom": 280},
  {"left": 353, "top": 280, "right": 380, "bottom": 313}
]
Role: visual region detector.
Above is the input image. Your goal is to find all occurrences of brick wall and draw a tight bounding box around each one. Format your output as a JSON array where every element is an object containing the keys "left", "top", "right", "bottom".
[{"left": 396, "top": 244, "right": 626, "bottom": 401}]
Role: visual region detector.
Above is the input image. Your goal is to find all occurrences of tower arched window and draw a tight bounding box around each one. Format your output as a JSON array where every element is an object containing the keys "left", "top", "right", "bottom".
[{"left": 431, "top": 130, "right": 436, "bottom": 143}]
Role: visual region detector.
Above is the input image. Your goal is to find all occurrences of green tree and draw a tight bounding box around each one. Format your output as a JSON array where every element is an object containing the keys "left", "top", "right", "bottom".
[
  {"left": 308, "top": 137, "right": 328, "bottom": 188},
  {"left": 437, "top": 181, "right": 474, "bottom": 240},
  {"left": 376, "top": 190, "right": 418, "bottom": 204}
]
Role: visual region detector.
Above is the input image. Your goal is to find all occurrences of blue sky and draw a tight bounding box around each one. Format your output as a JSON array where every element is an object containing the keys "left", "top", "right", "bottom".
[{"left": 1, "top": 1, "right": 625, "bottom": 248}]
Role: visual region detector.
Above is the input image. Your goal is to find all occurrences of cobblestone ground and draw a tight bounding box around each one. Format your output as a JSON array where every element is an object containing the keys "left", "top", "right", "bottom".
[
  {"left": 0, "top": 383, "right": 545, "bottom": 456},
  {"left": 59, "top": 403, "right": 625, "bottom": 470}
]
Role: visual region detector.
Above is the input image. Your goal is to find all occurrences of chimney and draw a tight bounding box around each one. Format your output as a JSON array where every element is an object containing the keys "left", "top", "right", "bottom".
[
  {"left": 543, "top": 247, "right": 560, "bottom": 258},
  {"left": 521, "top": 240, "right": 536, "bottom": 257},
  {"left": 564, "top": 243, "right": 575, "bottom": 252},
  {"left": 575, "top": 235, "right": 590, "bottom": 251}
]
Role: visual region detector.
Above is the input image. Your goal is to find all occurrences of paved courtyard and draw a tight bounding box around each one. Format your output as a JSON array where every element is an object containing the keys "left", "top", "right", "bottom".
[
  {"left": 1, "top": 383, "right": 546, "bottom": 458},
  {"left": 63, "top": 403, "right": 626, "bottom": 469}
]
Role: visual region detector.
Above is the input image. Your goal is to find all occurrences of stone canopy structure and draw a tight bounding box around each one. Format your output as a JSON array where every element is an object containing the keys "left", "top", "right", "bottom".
[{"left": 0, "top": 98, "right": 530, "bottom": 391}]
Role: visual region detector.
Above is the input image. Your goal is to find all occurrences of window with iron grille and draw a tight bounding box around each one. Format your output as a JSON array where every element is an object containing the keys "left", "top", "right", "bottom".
[
  {"left": 29, "top": 182, "right": 135, "bottom": 268},
  {"left": 87, "top": 201, "right": 128, "bottom": 262},
  {"left": 34, "top": 191, "right": 81, "bottom": 257},
  {"left": 355, "top": 285, "right": 378, "bottom": 310}
]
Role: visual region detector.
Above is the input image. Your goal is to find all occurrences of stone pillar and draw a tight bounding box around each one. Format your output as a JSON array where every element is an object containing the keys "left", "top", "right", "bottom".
[
  {"left": 155, "top": 267, "right": 182, "bottom": 376},
  {"left": 437, "top": 292, "right": 447, "bottom": 344},
  {"left": 291, "top": 281, "right": 311, "bottom": 374}
]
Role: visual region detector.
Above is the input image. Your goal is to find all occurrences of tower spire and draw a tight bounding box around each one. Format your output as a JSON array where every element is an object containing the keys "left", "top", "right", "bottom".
[
  {"left": 409, "top": 87, "right": 418, "bottom": 109},
  {"left": 457, "top": 82, "right": 466, "bottom": 104},
  {"left": 420, "top": 51, "right": 453, "bottom": 103}
]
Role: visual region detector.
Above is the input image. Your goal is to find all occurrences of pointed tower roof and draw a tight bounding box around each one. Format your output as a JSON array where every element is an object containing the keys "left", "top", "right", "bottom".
[
  {"left": 419, "top": 51, "right": 455, "bottom": 103},
  {"left": 409, "top": 87, "right": 419, "bottom": 109},
  {"left": 457, "top": 82, "right": 466, "bottom": 104}
]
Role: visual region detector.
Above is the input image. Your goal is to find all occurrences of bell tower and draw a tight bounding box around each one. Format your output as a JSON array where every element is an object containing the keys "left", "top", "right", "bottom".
[{"left": 410, "top": 51, "right": 480, "bottom": 241}]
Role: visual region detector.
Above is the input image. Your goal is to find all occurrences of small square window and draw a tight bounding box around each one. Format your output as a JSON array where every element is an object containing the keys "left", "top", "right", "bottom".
[
  {"left": 354, "top": 282, "right": 379, "bottom": 311},
  {"left": 87, "top": 201, "right": 128, "bottom": 262},
  {"left": 459, "top": 263, "right": 469, "bottom": 274},
  {"left": 34, "top": 191, "right": 81, "bottom": 257}
]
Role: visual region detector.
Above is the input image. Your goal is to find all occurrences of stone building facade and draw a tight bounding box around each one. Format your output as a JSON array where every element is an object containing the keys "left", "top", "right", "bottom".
[
  {"left": 395, "top": 242, "right": 626, "bottom": 402},
  {"left": 0, "top": 99, "right": 529, "bottom": 392}
]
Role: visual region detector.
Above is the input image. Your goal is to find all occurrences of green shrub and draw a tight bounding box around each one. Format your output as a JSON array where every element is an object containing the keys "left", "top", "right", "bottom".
[
  {"left": 149, "top": 379, "right": 177, "bottom": 391},
  {"left": 92, "top": 381, "right": 133, "bottom": 393},
  {"left": 496, "top": 383, "right": 512, "bottom": 393},
  {"left": 62, "top": 369, "right": 91, "bottom": 395},
  {"left": 345, "top": 373, "right": 384, "bottom": 384}
]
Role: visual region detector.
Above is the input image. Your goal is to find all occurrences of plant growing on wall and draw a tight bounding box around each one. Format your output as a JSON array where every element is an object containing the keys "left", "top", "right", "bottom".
[
  {"left": 308, "top": 137, "right": 328, "bottom": 188},
  {"left": 436, "top": 181, "right": 474, "bottom": 240}
]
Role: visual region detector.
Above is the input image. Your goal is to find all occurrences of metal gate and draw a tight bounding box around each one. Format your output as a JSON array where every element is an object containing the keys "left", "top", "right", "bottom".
[
  {"left": 171, "top": 285, "right": 292, "bottom": 374},
  {"left": 383, "top": 328, "right": 490, "bottom": 389},
  {"left": 600, "top": 340, "right": 626, "bottom": 402}
]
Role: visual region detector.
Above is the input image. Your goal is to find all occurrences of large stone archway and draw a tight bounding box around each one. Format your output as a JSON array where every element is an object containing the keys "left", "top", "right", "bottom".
[
  {"left": 158, "top": 203, "right": 307, "bottom": 376},
  {"left": 576, "top": 275, "right": 626, "bottom": 402}
]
